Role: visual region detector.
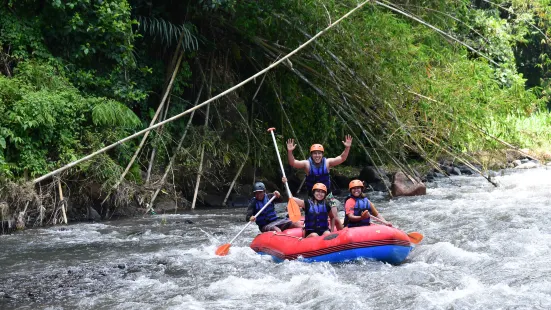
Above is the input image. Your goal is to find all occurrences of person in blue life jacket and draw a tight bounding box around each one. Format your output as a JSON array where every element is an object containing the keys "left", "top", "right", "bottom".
[
  {"left": 289, "top": 182, "right": 337, "bottom": 238},
  {"left": 245, "top": 181, "right": 302, "bottom": 232},
  {"left": 286, "top": 135, "right": 352, "bottom": 231},
  {"left": 344, "top": 180, "right": 392, "bottom": 228}
]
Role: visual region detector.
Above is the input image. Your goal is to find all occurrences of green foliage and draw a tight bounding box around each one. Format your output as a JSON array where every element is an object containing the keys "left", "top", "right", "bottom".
[{"left": 92, "top": 99, "right": 141, "bottom": 128}]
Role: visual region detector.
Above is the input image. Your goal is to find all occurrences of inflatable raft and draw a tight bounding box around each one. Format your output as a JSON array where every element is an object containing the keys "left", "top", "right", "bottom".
[{"left": 250, "top": 224, "right": 414, "bottom": 264}]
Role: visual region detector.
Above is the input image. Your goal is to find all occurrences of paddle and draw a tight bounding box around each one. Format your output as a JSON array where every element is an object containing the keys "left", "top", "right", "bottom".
[
  {"left": 370, "top": 214, "right": 424, "bottom": 245},
  {"left": 215, "top": 195, "right": 277, "bottom": 256},
  {"left": 267, "top": 128, "right": 302, "bottom": 222}
]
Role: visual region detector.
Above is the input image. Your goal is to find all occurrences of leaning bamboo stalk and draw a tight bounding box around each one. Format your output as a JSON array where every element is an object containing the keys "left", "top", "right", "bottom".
[
  {"left": 191, "top": 68, "right": 213, "bottom": 210},
  {"left": 149, "top": 85, "right": 204, "bottom": 209},
  {"left": 146, "top": 98, "right": 171, "bottom": 185},
  {"left": 221, "top": 72, "right": 268, "bottom": 206},
  {"left": 57, "top": 179, "right": 68, "bottom": 225},
  {"left": 408, "top": 90, "right": 543, "bottom": 162},
  {"left": 32, "top": 2, "right": 374, "bottom": 185},
  {"left": 114, "top": 52, "right": 184, "bottom": 190}
]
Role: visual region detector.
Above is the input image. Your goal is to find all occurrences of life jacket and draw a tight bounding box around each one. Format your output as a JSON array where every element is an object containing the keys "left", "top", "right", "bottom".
[
  {"left": 251, "top": 195, "right": 278, "bottom": 228},
  {"left": 344, "top": 195, "right": 372, "bottom": 228},
  {"left": 304, "top": 199, "right": 329, "bottom": 233},
  {"left": 305, "top": 157, "right": 331, "bottom": 193}
]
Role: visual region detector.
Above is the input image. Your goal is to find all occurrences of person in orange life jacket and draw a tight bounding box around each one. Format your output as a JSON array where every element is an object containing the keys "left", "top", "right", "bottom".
[
  {"left": 286, "top": 135, "right": 353, "bottom": 231},
  {"left": 288, "top": 182, "right": 337, "bottom": 238},
  {"left": 246, "top": 181, "right": 302, "bottom": 233},
  {"left": 344, "top": 180, "right": 392, "bottom": 228}
]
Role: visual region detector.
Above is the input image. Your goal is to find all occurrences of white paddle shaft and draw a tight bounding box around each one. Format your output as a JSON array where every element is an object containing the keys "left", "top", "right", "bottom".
[
  {"left": 228, "top": 195, "right": 277, "bottom": 244},
  {"left": 268, "top": 129, "right": 293, "bottom": 198}
]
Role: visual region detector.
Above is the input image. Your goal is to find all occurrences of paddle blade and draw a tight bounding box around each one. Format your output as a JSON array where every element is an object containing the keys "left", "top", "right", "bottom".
[
  {"left": 215, "top": 243, "right": 231, "bottom": 256},
  {"left": 287, "top": 198, "right": 301, "bottom": 222},
  {"left": 407, "top": 232, "right": 424, "bottom": 244}
]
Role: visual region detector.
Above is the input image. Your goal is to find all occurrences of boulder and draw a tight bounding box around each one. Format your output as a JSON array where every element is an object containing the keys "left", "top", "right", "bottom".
[
  {"left": 391, "top": 171, "right": 426, "bottom": 197},
  {"left": 359, "top": 166, "right": 386, "bottom": 183},
  {"left": 202, "top": 193, "right": 225, "bottom": 207},
  {"left": 87, "top": 206, "right": 102, "bottom": 221},
  {"left": 331, "top": 174, "right": 349, "bottom": 190},
  {"left": 515, "top": 161, "right": 538, "bottom": 169}
]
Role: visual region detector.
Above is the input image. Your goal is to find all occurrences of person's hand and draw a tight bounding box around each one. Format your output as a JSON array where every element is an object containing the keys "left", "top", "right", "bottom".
[
  {"left": 386, "top": 222, "right": 393, "bottom": 227},
  {"left": 361, "top": 210, "right": 370, "bottom": 219},
  {"left": 250, "top": 216, "right": 256, "bottom": 222},
  {"left": 286, "top": 139, "right": 296, "bottom": 151},
  {"left": 274, "top": 191, "right": 281, "bottom": 198},
  {"left": 282, "top": 177, "right": 287, "bottom": 183},
  {"left": 342, "top": 135, "right": 353, "bottom": 148}
]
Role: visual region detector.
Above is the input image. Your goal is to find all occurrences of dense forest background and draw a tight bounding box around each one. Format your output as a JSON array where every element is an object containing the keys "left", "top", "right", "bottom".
[{"left": 1, "top": 0, "right": 551, "bottom": 223}]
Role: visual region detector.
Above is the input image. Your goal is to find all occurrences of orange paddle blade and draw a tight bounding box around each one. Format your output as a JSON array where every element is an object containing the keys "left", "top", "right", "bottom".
[
  {"left": 215, "top": 243, "right": 231, "bottom": 256},
  {"left": 407, "top": 232, "right": 424, "bottom": 244},
  {"left": 287, "top": 198, "right": 301, "bottom": 222}
]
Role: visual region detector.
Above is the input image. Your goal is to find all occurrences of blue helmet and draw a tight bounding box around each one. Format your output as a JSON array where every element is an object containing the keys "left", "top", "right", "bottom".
[{"left": 253, "top": 182, "right": 266, "bottom": 192}]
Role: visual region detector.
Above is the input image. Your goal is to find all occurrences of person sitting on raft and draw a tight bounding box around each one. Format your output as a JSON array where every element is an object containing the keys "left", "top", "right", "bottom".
[
  {"left": 246, "top": 181, "right": 302, "bottom": 233},
  {"left": 286, "top": 136, "right": 352, "bottom": 231},
  {"left": 288, "top": 182, "right": 338, "bottom": 238},
  {"left": 344, "top": 180, "right": 391, "bottom": 228}
]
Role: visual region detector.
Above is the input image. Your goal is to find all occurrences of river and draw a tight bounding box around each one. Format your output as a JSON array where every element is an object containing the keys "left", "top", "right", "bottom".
[{"left": 1, "top": 167, "right": 551, "bottom": 309}]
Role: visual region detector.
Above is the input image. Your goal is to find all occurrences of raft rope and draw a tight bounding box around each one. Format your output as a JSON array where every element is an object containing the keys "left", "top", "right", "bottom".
[{"left": 32, "top": 0, "right": 377, "bottom": 184}]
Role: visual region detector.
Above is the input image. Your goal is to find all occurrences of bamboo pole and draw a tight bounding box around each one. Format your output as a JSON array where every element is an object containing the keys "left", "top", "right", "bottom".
[
  {"left": 191, "top": 68, "right": 213, "bottom": 209},
  {"left": 149, "top": 85, "right": 204, "bottom": 209},
  {"left": 33, "top": 0, "right": 376, "bottom": 185},
  {"left": 57, "top": 178, "right": 68, "bottom": 225},
  {"left": 115, "top": 53, "right": 184, "bottom": 190},
  {"left": 221, "top": 73, "right": 268, "bottom": 206}
]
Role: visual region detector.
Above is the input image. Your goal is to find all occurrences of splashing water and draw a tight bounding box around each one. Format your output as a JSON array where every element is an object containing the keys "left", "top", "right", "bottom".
[{"left": 1, "top": 168, "right": 551, "bottom": 309}]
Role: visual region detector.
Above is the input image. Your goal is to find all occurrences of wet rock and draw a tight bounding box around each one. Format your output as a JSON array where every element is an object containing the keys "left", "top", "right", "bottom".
[
  {"left": 457, "top": 165, "right": 474, "bottom": 175},
  {"left": 391, "top": 171, "right": 426, "bottom": 197},
  {"left": 515, "top": 161, "right": 538, "bottom": 169},
  {"left": 359, "top": 166, "right": 386, "bottom": 184},
  {"left": 227, "top": 195, "right": 250, "bottom": 208},
  {"left": 117, "top": 264, "right": 126, "bottom": 269},
  {"left": 87, "top": 206, "right": 101, "bottom": 221},
  {"left": 450, "top": 167, "right": 462, "bottom": 176},
  {"left": 203, "top": 194, "right": 225, "bottom": 208},
  {"left": 331, "top": 174, "right": 349, "bottom": 190},
  {"left": 184, "top": 219, "right": 194, "bottom": 224},
  {"left": 512, "top": 160, "right": 522, "bottom": 167}
]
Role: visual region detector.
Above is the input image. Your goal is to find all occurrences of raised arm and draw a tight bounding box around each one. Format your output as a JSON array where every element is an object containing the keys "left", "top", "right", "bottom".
[
  {"left": 291, "top": 197, "right": 305, "bottom": 209},
  {"left": 326, "top": 135, "right": 352, "bottom": 168},
  {"left": 286, "top": 138, "right": 308, "bottom": 170}
]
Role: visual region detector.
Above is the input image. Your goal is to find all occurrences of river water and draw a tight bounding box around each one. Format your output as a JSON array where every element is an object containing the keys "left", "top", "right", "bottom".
[{"left": 1, "top": 167, "right": 551, "bottom": 309}]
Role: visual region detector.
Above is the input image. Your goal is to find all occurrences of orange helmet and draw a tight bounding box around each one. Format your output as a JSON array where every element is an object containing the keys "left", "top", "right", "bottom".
[
  {"left": 310, "top": 144, "right": 324, "bottom": 153},
  {"left": 349, "top": 179, "right": 364, "bottom": 190},
  {"left": 312, "top": 183, "right": 327, "bottom": 193}
]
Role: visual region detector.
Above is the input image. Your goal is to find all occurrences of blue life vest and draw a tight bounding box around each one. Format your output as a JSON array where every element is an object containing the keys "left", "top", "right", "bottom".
[
  {"left": 345, "top": 196, "right": 372, "bottom": 227},
  {"left": 304, "top": 199, "right": 329, "bottom": 234},
  {"left": 252, "top": 195, "right": 278, "bottom": 228},
  {"left": 305, "top": 157, "right": 331, "bottom": 193}
]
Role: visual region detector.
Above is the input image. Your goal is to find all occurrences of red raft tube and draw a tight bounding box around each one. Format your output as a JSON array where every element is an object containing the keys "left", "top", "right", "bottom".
[{"left": 250, "top": 224, "right": 414, "bottom": 264}]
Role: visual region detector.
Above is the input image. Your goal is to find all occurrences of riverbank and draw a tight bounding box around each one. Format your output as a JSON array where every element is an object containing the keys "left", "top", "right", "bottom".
[{"left": 1, "top": 147, "right": 550, "bottom": 234}]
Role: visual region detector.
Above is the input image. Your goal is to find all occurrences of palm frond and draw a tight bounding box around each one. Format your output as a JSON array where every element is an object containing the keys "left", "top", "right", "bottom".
[
  {"left": 136, "top": 16, "right": 199, "bottom": 51},
  {"left": 92, "top": 99, "right": 142, "bottom": 129}
]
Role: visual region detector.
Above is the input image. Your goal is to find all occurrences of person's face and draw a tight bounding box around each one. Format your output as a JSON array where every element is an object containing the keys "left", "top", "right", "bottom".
[
  {"left": 254, "top": 191, "right": 265, "bottom": 200},
  {"left": 311, "top": 151, "right": 323, "bottom": 163},
  {"left": 350, "top": 186, "right": 362, "bottom": 197},
  {"left": 313, "top": 189, "right": 326, "bottom": 201}
]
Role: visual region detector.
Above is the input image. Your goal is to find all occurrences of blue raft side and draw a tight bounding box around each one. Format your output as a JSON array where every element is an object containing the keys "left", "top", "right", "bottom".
[{"left": 258, "top": 244, "right": 413, "bottom": 265}]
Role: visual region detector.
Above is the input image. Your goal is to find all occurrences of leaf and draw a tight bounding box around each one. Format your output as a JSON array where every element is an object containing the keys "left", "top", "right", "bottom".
[{"left": 0, "top": 137, "right": 5, "bottom": 149}]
